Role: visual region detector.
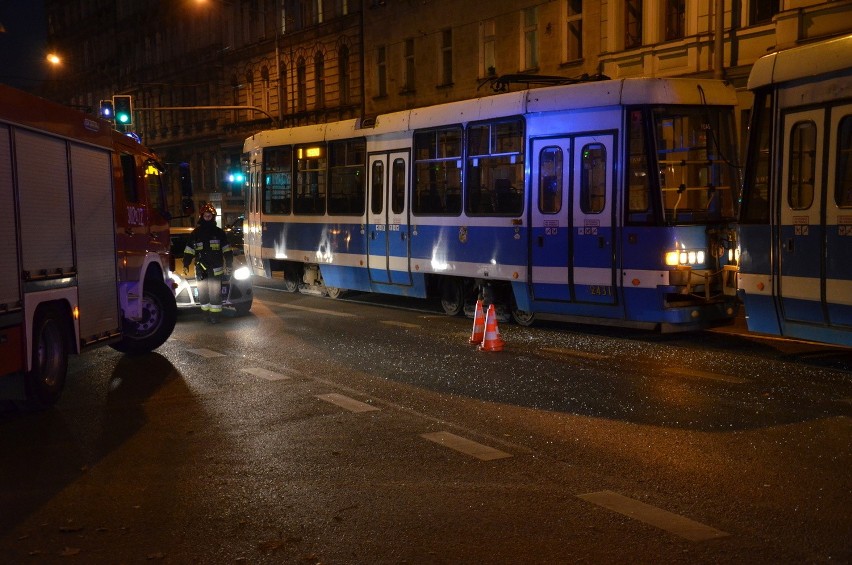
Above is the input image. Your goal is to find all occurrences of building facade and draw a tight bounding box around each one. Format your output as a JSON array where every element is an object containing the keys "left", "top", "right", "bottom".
[{"left": 40, "top": 0, "right": 852, "bottom": 224}]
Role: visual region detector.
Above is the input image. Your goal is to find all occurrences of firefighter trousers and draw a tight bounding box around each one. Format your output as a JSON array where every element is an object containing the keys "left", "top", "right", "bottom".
[{"left": 198, "top": 275, "right": 223, "bottom": 313}]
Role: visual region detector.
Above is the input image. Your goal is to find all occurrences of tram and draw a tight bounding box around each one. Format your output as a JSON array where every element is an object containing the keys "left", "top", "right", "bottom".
[
  {"left": 738, "top": 34, "right": 852, "bottom": 347},
  {"left": 243, "top": 76, "right": 741, "bottom": 331}
]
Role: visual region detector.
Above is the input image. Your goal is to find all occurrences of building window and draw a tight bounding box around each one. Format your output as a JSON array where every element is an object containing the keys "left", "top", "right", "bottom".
[
  {"left": 480, "top": 19, "right": 496, "bottom": 77},
  {"left": 261, "top": 65, "right": 270, "bottom": 111},
  {"left": 665, "top": 0, "right": 685, "bottom": 41},
  {"left": 297, "top": 57, "right": 307, "bottom": 112},
  {"left": 625, "top": 0, "right": 642, "bottom": 49},
  {"left": 521, "top": 7, "right": 538, "bottom": 70},
  {"left": 564, "top": 0, "right": 583, "bottom": 62},
  {"left": 403, "top": 38, "right": 415, "bottom": 92},
  {"left": 751, "top": 0, "right": 779, "bottom": 25},
  {"left": 376, "top": 45, "right": 387, "bottom": 97},
  {"left": 315, "top": 52, "right": 325, "bottom": 108},
  {"left": 339, "top": 45, "right": 350, "bottom": 106},
  {"left": 440, "top": 28, "right": 453, "bottom": 86},
  {"left": 279, "top": 61, "right": 288, "bottom": 114}
]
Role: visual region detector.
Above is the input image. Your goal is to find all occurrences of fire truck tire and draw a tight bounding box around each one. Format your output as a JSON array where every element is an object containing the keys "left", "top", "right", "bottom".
[
  {"left": 111, "top": 279, "right": 177, "bottom": 355},
  {"left": 233, "top": 300, "right": 253, "bottom": 316},
  {"left": 25, "top": 308, "right": 68, "bottom": 409}
]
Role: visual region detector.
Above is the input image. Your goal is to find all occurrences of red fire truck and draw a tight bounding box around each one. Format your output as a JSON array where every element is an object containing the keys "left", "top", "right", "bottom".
[{"left": 0, "top": 85, "right": 177, "bottom": 408}]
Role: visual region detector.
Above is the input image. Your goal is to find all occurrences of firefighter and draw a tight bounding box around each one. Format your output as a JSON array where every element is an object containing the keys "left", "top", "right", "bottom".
[{"left": 183, "top": 203, "right": 233, "bottom": 324}]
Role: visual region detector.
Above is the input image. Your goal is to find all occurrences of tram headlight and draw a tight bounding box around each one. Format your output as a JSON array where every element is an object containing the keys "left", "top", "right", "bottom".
[{"left": 665, "top": 249, "right": 706, "bottom": 266}]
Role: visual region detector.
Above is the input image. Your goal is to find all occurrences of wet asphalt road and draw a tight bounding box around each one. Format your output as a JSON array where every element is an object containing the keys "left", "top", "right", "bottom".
[{"left": 1, "top": 286, "right": 850, "bottom": 564}]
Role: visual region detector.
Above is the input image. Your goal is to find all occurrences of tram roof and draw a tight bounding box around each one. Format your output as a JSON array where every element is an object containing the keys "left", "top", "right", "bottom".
[
  {"left": 245, "top": 77, "right": 737, "bottom": 149},
  {"left": 747, "top": 33, "right": 852, "bottom": 90}
]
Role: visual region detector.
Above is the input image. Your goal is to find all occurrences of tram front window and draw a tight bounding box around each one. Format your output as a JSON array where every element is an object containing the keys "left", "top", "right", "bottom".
[{"left": 651, "top": 106, "right": 739, "bottom": 224}]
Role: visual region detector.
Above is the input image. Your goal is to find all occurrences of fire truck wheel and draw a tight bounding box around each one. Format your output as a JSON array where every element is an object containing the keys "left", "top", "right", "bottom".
[
  {"left": 233, "top": 300, "right": 253, "bottom": 316},
  {"left": 111, "top": 279, "right": 177, "bottom": 355},
  {"left": 25, "top": 308, "right": 68, "bottom": 409}
]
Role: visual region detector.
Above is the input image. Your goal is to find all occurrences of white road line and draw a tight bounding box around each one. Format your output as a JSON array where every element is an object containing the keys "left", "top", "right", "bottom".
[
  {"left": 380, "top": 320, "right": 420, "bottom": 329},
  {"left": 663, "top": 367, "right": 749, "bottom": 384},
  {"left": 317, "top": 393, "right": 380, "bottom": 413},
  {"left": 263, "top": 300, "right": 357, "bottom": 317},
  {"left": 241, "top": 367, "right": 291, "bottom": 381},
  {"left": 187, "top": 348, "right": 226, "bottom": 358},
  {"left": 420, "top": 431, "right": 513, "bottom": 461},
  {"left": 577, "top": 490, "right": 729, "bottom": 541}
]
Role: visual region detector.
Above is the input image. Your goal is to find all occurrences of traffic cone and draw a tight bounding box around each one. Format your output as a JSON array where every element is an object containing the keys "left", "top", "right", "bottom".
[
  {"left": 469, "top": 299, "right": 485, "bottom": 344},
  {"left": 479, "top": 304, "right": 505, "bottom": 352}
]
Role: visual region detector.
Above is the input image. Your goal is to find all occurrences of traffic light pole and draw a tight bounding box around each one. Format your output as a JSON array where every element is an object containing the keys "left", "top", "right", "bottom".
[{"left": 135, "top": 105, "right": 279, "bottom": 127}]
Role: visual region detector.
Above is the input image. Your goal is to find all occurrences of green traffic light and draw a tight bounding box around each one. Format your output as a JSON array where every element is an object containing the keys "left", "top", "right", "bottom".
[{"left": 118, "top": 114, "right": 130, "bottom": 124}]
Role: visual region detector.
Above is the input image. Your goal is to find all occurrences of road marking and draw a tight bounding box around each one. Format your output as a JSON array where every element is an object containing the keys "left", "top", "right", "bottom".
[
  {"left": 317, "top": 393, "right": 380, "bottom": 413},
  {"left": 381, "top": 320, "right": 420, "bottom": 329},
  {"left": 420, "top": 431, "right": 513, "bottom": 461},
  {"left": 241, "top": 367, "right": 291, "bottom": 381},
  {"left": 663, "top": 367, "right": 749, "bottom": 384},
  {"left": 263, "top": 300, "right": 357, "bottom": 317},
  {"left": 187, "top": 348, "right": 226, "bottom": 358},
  {"left": 539, "top": 347, "right": 609, "bottom": 361},
  {"left": 577, "top": 490, "right": 729, "bottom": 541}
]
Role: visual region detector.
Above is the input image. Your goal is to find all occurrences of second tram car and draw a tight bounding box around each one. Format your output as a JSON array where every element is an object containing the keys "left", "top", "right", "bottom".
[
  {"left": 243, "top": 77, "right": 741, "bottom": 331},
  {"left": 739, "top": 34, "right": 852, "bottom": 347}
]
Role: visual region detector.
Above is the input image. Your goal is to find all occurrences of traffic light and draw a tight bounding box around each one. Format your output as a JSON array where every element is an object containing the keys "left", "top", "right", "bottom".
[
  {"left": 99, "top": 99, "right": 114, "bottom": 120},
  {"left": 113, "top": 95, "right": 133, "bottom": 125}
]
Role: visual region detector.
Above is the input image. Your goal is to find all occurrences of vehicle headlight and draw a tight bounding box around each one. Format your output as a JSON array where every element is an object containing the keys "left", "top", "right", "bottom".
[
  {"left": 233, "top": 266, "right": 251, "bottom": 281},
  {"left": 664, "top": 249, "right": 706, "bottom": 266}
]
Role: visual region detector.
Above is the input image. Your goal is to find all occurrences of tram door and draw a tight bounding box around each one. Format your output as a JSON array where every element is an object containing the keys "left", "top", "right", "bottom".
[
  {"left": 367, "top": 151, "right": 411, "bottom": 285},
  {"left": 530, "top": 133, "right": 616, "bottom": 304},
  {"left": 779, "top": 109, "right": 825, "bottom": 324},
  {"left": 826, "top": 105, "right": 852, "bottom": 327}
]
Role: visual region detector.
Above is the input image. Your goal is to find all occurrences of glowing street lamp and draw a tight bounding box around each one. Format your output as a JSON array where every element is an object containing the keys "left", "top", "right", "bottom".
[{"left": 46, "top": 53, "right": 61, "bottom": 66}]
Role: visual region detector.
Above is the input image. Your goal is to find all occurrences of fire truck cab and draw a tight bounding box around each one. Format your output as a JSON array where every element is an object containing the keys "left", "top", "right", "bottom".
[{"left": 0, "top": 85, "right": 177, "bottom": 407}]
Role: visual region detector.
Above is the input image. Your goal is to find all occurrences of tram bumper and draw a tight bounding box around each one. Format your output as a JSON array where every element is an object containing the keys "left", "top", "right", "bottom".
[{"left": 658, "top": 266, "right": 739, "bottom": 331}]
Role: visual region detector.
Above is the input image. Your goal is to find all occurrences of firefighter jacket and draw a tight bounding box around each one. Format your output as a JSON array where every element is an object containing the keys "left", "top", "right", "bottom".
[{"left": 183, "top": 219, "right": 233, "bottom": 278}]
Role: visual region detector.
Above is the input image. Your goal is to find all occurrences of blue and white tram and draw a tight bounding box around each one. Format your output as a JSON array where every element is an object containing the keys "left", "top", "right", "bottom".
[
  {"left": 243, "top": 77, "right": 741, "bottom": 331},
  {"left": 738, "top": 34, "right": 852, "bottom": 347}
]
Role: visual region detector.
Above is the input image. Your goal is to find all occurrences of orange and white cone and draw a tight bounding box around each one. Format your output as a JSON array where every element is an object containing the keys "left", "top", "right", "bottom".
[
  {"left": 479, "top": 304, "right": 505, "bottom": 352},
  {"left": 469, "top": 299, "right": 486, "bottom": 344}
]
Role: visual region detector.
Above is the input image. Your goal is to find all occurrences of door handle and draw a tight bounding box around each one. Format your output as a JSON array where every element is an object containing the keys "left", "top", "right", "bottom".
[
  {"left": 401, "top": 232, "right": 407, "bottom": 241},
  {"left": 785, "top": 238, "right": 794, "bottom": 252},
  {"left": 537, "top": 236, "right": 544, "bottom": 247},
  {"left": 598, "top": 236, "right": 606, "bottom": 248}
]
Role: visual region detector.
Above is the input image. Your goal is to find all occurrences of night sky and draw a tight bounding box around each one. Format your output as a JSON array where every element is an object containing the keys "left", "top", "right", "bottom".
[{"left": 0, "top": 0, "right": 48, "bottom": 90}]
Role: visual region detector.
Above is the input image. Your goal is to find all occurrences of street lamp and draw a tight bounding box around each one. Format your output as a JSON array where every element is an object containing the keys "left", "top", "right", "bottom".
[{"left": 46, "top": 53, "right": 61, "bottom": 66}]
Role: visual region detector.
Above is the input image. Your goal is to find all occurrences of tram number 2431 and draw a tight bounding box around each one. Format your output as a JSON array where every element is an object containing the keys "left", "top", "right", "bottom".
[{"left": 589, "top": 285, "right": 614, "bottom": 296}]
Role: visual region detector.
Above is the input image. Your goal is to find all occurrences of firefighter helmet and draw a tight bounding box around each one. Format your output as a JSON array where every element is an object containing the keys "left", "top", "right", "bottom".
[{"left": 200, "top": 203, "right": 217, "bottom": 218}]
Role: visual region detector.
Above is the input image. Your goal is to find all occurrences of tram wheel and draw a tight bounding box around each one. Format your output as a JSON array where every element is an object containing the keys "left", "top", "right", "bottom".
[
  {"left": 440, "top": 278, "right": 465, "bottom": 316},
  {"left": 326, "top": 287, "right": 344, "bottom": 299},
  {"left": 511, "top": 305, "right": 536, "bottom": 326}
]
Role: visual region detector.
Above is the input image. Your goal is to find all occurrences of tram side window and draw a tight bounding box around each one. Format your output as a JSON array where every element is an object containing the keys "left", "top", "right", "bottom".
[
  {"left": 371, "top": 160, "right": 383, "bottom": 214},
  {"left": 626, "top": 109, "right": 653, "bottom": 224},
  {"left": 392, "top": 158, "right": 406, "bottom": 214},
  {"left": 466, "top": 118, "right": 524, "bottom": 216},
  {"left": 263, "top": 146, "right": 292, "bottom": 214},
  {"left": 329, "top": 138, "right": 366, "bottom": 215},
  {"left": 539, "top": 146, "right": 563, "bottom": 214},
  {"left": 741, "top": 93, "right": 771, "bottom": 223},
  {"left": 835, "top": 115, "right": 852, "bottom": 208},
  {"left": 413, "top": 126, "right": 462, "bottom": 215},
  {"left": 788, "top": 121, "right": 816, "bottom": 210},
  {"left": 295, "top": 144, "right": 327, "bottom": 214},
  {"left": 580, "top": 143, "right": 606, "bottom": 213}
]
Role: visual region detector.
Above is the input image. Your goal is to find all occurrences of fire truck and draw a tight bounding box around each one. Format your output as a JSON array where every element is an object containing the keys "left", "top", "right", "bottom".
[{"left": 0, "top": 85, "right": 177, "bottom": 408}]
